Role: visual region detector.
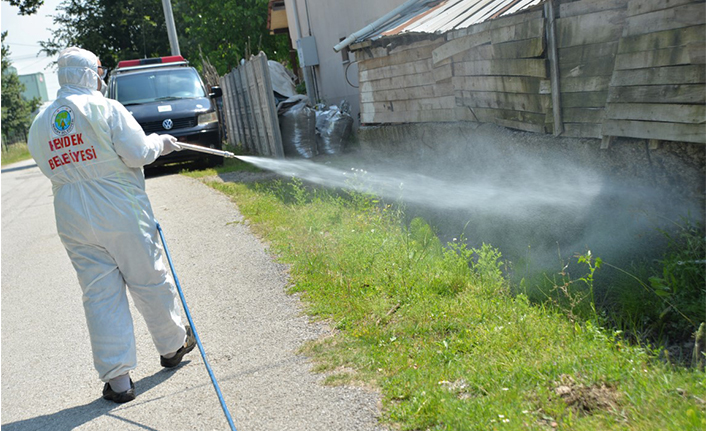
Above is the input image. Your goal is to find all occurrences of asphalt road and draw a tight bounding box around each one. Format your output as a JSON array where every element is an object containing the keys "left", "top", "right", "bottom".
[{"left": 1, "top": 158, "right": 384, "bottom": 431}]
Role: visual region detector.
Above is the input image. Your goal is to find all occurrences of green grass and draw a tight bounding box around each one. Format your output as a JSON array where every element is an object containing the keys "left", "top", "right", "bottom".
[
  {"left": 189, "top": 162, "right": 705, "bottom": 431},
  {"left": 511, "top": 222, "right": 705, "bottom": 359},
  {"left": 1, "top": 142, "right": 32, "bottom": 166}
]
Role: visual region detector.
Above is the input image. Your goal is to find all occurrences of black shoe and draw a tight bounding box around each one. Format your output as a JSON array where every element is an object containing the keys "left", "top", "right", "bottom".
[
  {"left": 102, "top": 379, "right": 136, "bottom": 403},
  {"left": 161, "top": 325, "right": 196, "bottom": 368}
]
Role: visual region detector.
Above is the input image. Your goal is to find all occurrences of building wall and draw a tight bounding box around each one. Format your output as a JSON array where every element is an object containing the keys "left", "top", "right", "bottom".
[
  {"left": 283, "top": 0, "right": 408, "bottom": 127},
  {"left": 18, "top": 72, "right": 49, "bottom": 102}
]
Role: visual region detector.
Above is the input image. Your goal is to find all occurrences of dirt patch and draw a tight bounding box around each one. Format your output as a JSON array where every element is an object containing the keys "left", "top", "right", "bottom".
[{"left": 552, "top": 374, "right": 622, "bottom": 415}]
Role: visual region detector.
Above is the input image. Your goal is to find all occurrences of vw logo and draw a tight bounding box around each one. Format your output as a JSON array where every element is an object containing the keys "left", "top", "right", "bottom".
[{"left": 162, "top": 119, "right": 173, "bottom": 130}]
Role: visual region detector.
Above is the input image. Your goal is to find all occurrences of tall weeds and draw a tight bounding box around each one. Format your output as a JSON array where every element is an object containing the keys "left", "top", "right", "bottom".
[
  {"left": 1, "top": 142, "right": 31, "bottom": 166},
  {"left": 197, "top": 170, "right": 705, "bottom": 431}
]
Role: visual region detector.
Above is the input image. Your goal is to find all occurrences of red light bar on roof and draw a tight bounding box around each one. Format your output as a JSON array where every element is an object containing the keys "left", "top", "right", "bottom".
[{"left": 117, "top": 55, "right": 186, "bottom": 69}]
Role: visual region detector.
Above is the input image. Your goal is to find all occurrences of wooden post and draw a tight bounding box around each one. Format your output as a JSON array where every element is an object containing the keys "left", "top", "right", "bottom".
[
  {"left": 221, "top": 72, "right": 238, "bottom": 148},
  {"left": 258, "top": 54, "right": 285, "bottom": 158},
  {"left": 237, "top": 67, "right": 256, "bottom": 154},
  {"left": 600, "top": 135, "right": 615, "bottom": 149},
  {"left": 544, "top": 0, "right": 564, "bottom": 136},
  {"left": 253, "top": 53, "right": 282, "bottom": 158},
  {"left": 229, "top": 69, "right": 244, "bottom": 147},
  {"left": 244, "top": 59, "right": 266, "bottom": 156}
]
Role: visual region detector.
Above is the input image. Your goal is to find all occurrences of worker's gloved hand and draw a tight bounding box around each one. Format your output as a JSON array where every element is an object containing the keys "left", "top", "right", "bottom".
[{"left": 161, "top": 135, "right": 181, "bottom": 156}]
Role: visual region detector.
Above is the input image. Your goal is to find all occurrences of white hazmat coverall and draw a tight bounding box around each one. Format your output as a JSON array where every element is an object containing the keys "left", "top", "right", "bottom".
[{"left": 27, "top": 47, "right": 187, "bottom": 382}]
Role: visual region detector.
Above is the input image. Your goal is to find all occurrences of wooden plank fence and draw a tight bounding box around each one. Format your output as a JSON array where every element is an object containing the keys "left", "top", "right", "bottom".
[
  {"left": 446, "top": 9, "right": 552, "bottom": 134},
  {"left": 353, "top": 0, "right": 706, "bottom": 145},
  {"left": 555, "top": 0, "right": 628, "bottom": 139},
  {"left": 219, "top": 52, "right": 284, "bottom": 158},
  {"left": 602, "top": 0, "right": 706, "bottom": 145}
]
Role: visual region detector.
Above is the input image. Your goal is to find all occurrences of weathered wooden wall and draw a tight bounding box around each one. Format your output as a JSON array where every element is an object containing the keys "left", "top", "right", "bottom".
[
  {"left": 602, "top": 0, "right": 706, "bottom": 145},
  {"left": 353, "top": 0, "right": 705, "bottom": 145},
  {"left": 448, "top": 9, "right": 551, "bottom": 133},
  {"left": 556, "top": 0, "right": 628, "bottom": 139},
  {"left": 220, "top": 52, "right": 285, "bottom": 158},
  {"left": 357, "top": 36, "right": 462, "bottom": 123}
]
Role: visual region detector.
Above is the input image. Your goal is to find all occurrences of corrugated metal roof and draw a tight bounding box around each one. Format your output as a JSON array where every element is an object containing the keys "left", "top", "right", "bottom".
[{"left": 355, "top": 0, "right": 544, "bottom": 42}]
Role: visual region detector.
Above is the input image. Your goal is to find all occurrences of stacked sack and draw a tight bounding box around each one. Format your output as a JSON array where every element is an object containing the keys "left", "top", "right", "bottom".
[
  {"left": 278, "top": 96, "right": 354, "bottom": 158},
  {"left": 277, "top": 95, "right": 317, "bottom": 158},
  {"left": 316, "top": 100, "right": 353, "bottom": 156}
]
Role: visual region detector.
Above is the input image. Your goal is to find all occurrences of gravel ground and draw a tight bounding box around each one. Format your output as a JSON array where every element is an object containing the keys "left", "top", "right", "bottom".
[{"left": 1, "top": 159, "right": 385, "bottom": 431}]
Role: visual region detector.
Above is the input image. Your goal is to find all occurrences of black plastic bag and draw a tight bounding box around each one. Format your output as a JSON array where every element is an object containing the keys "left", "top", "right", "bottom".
[
  {"left": 278, "top": 96, "right": 317, "bottom": 158},
  {"left": 316, "top": 101, "right": 353, "bottom": 155}
]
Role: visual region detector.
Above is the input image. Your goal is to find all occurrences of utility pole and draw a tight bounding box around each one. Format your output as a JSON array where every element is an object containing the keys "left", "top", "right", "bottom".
[{"left": 161, "top": 0, "right": 181, "bottom": 56}]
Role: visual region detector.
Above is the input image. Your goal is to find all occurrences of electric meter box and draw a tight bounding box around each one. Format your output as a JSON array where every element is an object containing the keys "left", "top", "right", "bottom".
[{"left": 297, "top": 36, "right": 319, "bottom": 67}]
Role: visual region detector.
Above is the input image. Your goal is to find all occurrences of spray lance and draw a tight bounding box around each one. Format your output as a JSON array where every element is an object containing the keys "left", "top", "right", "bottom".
[{"left": 176, "top": 142, "right": 237, "bottom": 158}]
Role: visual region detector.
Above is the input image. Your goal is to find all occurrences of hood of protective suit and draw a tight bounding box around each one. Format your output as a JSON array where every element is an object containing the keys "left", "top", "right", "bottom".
[{"left": 57, "top": 47, "right": 105, "bottom": 92}]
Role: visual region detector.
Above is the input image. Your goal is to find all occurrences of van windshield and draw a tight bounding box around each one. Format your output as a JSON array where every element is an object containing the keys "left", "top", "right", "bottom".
[{"left": 114, "top": 68, "right": 206, "bottom": 105}]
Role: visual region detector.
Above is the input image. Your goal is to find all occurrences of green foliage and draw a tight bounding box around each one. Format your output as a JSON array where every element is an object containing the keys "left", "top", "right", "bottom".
[
  {"left": 651, "top": 220, "right": 705, "bottom": 326},
  {"left": 517, "top": 229, "right": 703, "bottom": 358},
  {"left": 40, "top": 0, "right": 291, "bottom": 75},
  {"left": 295, "top": 81, "right": 306, "bottom": 95},
  {"left": 577, "top": 250, "right": 602, "bottom": 322},
  {"left": 519, "top": 251, "right": 603, "bottom": 327},
  {"left": 40, "top": 0, "right": 171, "bottom": 70},
  {"left": 288, "top": 177, "right": 309, "bottom": 206},
  {"left": 608, "top": 220, "right": 706, "bottom": 347},
  {"left": 197, "top": 173, "right": 706, "bottom": 431},
  {"left": 1, "top": 141, "right": 32, "bottom": 166},
  {"left": 174, "top": 0, "right": 291, "bottom": 74},
  {"left": 4, "top": 0, "right": 44, "bottom": 15},
  {"left": 443, "top": 237, "right": 506, "bottom": 297},
  {"left": 2, "top": 32, "right": 40, "bottom": 146}
]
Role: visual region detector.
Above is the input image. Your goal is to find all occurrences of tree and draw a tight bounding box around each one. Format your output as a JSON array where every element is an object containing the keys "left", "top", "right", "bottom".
[
  {"left": 40, "top": 0, "right": 171, "bottom": 70},
  {"left": 3, "top": 0, "right": 44, "bottom": 15},
  {"left": 173, "top": 0, "right": 291, "bottom": 75},
  {"left": 2, "top": 31, "right": 40, "bottom": 145},
  {"left": 40, "top": 0, "right": 291, "bottom": 75}
]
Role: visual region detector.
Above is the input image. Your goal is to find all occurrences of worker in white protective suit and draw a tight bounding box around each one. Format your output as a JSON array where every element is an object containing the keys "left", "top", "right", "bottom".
[{"left": 27, "top": 47, "right": 196, "bottom": 404}]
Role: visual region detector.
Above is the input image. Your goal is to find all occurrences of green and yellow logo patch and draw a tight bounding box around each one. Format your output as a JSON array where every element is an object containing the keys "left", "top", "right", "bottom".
[{"left": 51, "top": 106, "right": 75, "bottom": 136}]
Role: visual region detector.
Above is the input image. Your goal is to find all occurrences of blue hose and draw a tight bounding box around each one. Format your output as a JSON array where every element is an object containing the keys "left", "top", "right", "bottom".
[{"left": 156, "top": 222, "right": 237, "bottom": 431}]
